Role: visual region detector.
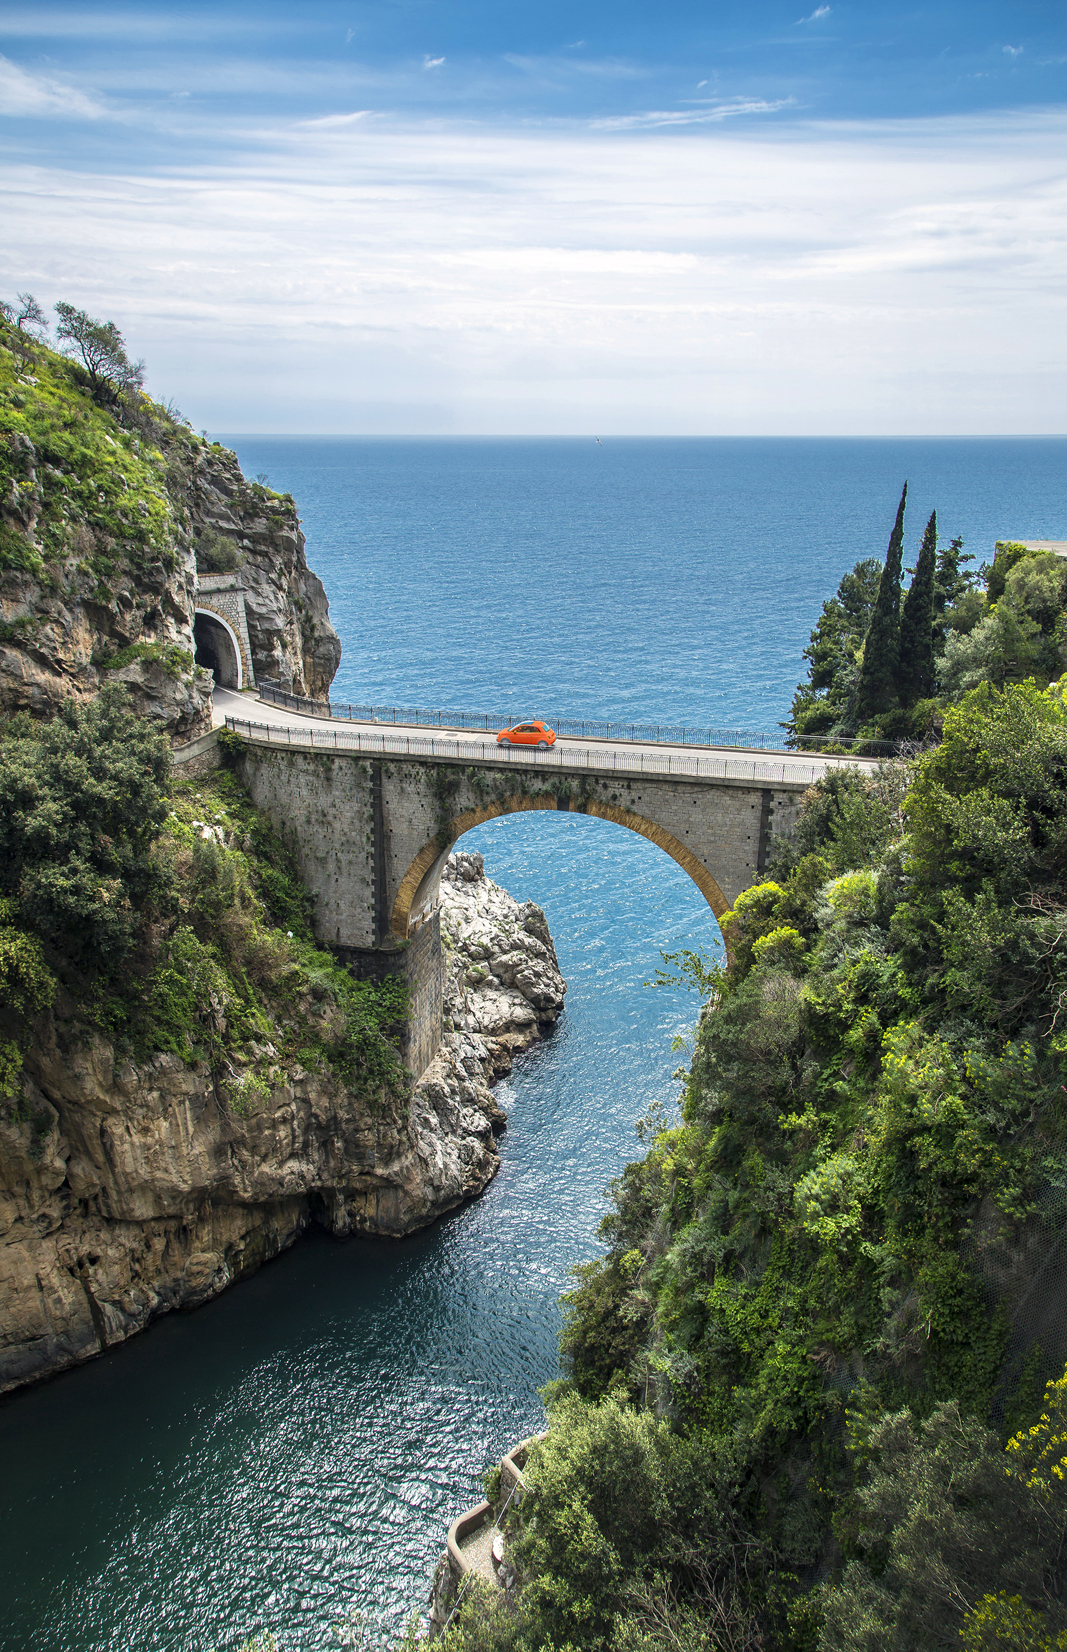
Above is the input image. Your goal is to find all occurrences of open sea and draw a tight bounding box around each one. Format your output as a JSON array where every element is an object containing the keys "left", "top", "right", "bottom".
[{"left": 1, "top": 438, "right": 1064, "bottom": 1652}]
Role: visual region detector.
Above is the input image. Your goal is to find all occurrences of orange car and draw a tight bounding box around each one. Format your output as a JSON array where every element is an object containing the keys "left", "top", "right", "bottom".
[{"left": 496, "top": 720, "right": 557, "bottom": 748}]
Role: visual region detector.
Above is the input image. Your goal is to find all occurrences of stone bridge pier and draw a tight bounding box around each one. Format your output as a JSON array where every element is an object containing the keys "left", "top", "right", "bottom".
[{"left": 230, "top": 741, "right": 811, "bottom": 1079}]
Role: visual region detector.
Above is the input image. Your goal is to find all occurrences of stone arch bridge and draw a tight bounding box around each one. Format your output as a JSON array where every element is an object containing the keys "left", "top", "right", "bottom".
[{"left": 224, "top": 714, "right": 863, "bottom": 1078}]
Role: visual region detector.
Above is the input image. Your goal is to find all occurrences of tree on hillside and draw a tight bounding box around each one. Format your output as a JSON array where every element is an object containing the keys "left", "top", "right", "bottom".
[
  {"left": 54, "top": 302, "right": 145, "bottom": 402},
  {"left": 15, "top": 293, "right": 48, "bottom": 336},
  {"left": 932, "top": 534, "right": 977, "bottom": 646},
  {"left": 855, "top": 482, "right": 907, "bottom": 724},
  {"left": 897, "top": 509, "right": 937, "bottom": 705},
  {"left": 0, "top": 293, "right": 48, "bottom": 369},
  {"left": 786, "top": 558, "right": 881, "bottom": 746}
]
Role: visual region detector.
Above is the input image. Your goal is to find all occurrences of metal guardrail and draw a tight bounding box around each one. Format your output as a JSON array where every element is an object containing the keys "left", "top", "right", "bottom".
[
  {"left": 224, "top": 715, "right": 857, "bottom": 786},
  {"left": 256, "top": 680, "right": 898, "bottom": 757}
]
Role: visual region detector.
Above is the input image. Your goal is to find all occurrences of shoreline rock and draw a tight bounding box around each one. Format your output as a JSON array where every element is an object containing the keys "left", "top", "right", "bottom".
[
  {"left": 412, "top": 850, "right": 567, "bottom": 1147},
  {"left": 0, "top": 853, "right": 565, "bottom": 1396}
]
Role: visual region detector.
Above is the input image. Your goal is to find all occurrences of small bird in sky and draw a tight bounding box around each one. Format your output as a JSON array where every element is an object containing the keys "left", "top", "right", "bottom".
[{"left": 595, "top": 436, "right": 602, "bottom": 445}]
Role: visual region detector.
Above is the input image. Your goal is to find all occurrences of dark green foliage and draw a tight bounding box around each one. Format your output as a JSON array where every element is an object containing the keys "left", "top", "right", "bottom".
[
  {"left": 855, "top": 483, "right": 907, "bottom": 723},
  {"left": 932, "top": 533, "right": 977, "bottom": 644},
  {"left": 0, "top": 899, "right": 56, "bottom": 1101},
  {"left": 787, "top": 559, "right": 881, "bottom": 746},
  {"left": 507, "top": 683, "right": 1067, "bottom": 1652},
  {"left": 820, "top": 1401, "right": 1067, "bottom": 1650},
  {"left": 937, "top": 553, "right": 1067, "bottom": 701},
  {"left": 987, "top": 541, "right": 1038, "bottom": 604},
  {"left": 789, "top": 504, "right": 1067, "bottom": 755},
  {"left": 897, "top": 510, "right": 937, "bottom": 705},
  {"left": 0, "top": 685, "right": 170, "bottom": 969},
  {"left": 195, "top": 528, "right": 243, "bottom": 573},
  {"left": 899, "top": 679, "right": 1067, "bottom": 1038},
  {"left": 441, "top": 1401, "right": 769, "bottom": 1652},
  {"left": 0, "top": 697, "right": 408, "bottom": 1113}
]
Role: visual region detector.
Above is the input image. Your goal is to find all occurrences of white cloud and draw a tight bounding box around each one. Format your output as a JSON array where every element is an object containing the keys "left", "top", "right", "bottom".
[
  {"left": 0, "top": 53, "right": 106, "bottom": 119},
  {"left": 796, "top": 6, "right": 831, "bottom": 22},
  {"left": 2, "top": 110, "right": 1063, "bottom": 434},
  {"left": 1003, "top": 44, "right": 1024, "bottom": 57},
  {"left": 301, "top": 109, "right": 374, "bottom": 129},
  {"left": 593, "top": 97, "right": 794, "bottom": 129},
  {"left": 423, "top": 56, "right": 445, "bottom": 70}
]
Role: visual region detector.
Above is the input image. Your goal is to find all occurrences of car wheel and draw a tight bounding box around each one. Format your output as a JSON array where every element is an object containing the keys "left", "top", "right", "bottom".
[
  {"left": 537, "top": 740, "right": 548, "bottom": 748},
  {"left": 500, "top": 737, "right": 511, "bottom": 745}
]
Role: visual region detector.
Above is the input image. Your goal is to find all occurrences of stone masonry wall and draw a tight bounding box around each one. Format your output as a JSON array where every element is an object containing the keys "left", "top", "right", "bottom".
[{"left": 233, "top": 739, "right": 812, "bottom": 1081}]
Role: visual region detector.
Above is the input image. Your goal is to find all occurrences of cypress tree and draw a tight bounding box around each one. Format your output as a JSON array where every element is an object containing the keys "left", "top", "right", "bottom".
[
  {"left": 855, "top": 481, "right": 907, "bottom": 723},
  {"left": 897, "top": 509, "right": 937, "bottom": 705}
]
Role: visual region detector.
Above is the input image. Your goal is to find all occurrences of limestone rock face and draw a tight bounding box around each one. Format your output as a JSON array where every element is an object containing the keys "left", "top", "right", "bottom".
[
  {"left": 182, "top": 443, "right": 341, "bottom": 699},
  {"left": 0, "top": 358, "right": 340, "bottom": 736},
  {"left": 0, "top": 427, "right": 211, "bottom": 740},
  {"left": 437, "top": 848, "right": 566, "bottom": 1080},
  {"left": 0, "top": 853, "right": 565, "bottom": 1396}
]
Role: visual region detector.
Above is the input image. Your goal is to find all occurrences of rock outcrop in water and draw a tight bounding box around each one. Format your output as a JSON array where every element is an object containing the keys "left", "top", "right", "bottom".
[
  {"left": 412, "top": 851, "right": 567, "bottom": 1140},
  {"left": 0, "top": 852, "right": 565, "bottom": 1395}
]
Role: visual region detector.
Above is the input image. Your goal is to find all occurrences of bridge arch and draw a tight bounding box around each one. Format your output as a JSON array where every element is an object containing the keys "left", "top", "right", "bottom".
[{"left": 391, "top": 794, "right": 731, "bottom": 940}]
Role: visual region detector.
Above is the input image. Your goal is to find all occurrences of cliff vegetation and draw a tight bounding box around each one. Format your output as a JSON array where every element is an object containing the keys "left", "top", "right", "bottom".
[
  {"left": 786, "top": 482, "right": 1065, "bottom": 754},
  {"left": 437, "top": 681, "right": 1067, "bottom": 1642},
  {"left": 0, "top": 688, "right": 424, "bottom": 1390},
  {"left": 0, "top": 297, "right": 339, "bottom": 739}
]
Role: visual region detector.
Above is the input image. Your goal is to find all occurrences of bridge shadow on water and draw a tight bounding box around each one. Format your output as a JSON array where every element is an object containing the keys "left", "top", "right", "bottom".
[{"left": 0, "top": 812, "right": 720, "bottom": 1652}]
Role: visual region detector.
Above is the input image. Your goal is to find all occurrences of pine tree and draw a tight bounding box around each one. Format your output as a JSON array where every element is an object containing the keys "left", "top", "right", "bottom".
[
  {"left": 855, "top": 482, "right": 907, "bottom": 724},
  {"left": 786, "top": 559, "right": 881, "bottom": 745},
  {"left": 932, "top": 534, "right": 976, "bottom": 644},
  {"left": 897, "top": 509, "right": 937, "bottom": 704}
]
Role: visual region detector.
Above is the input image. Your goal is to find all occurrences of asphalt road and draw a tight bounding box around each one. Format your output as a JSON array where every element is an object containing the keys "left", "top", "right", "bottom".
[{"left": 212, "top": 687, "right": 880, "bottom": 788}]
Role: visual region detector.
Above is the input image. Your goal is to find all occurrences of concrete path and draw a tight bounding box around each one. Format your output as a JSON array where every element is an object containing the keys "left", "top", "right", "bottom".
[{"left": 457, "top": 1520, "right": 500, "bottom": 1585}]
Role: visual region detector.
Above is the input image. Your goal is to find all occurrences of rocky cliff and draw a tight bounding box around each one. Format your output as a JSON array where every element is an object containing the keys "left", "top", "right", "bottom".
[
  {"left": 0, "top": 308, "right": 563, "bottom": 1398},
  {"left": 0, "top": 846, "right": 565, "bottom": 1395},
  {"left": 0, "top": 319, "right": 339, "bottom": 740}
]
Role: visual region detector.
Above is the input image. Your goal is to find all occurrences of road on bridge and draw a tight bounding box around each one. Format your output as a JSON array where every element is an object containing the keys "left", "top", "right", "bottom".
[{"left": 211, "top": 688, "right": 880, "bottom": 788}]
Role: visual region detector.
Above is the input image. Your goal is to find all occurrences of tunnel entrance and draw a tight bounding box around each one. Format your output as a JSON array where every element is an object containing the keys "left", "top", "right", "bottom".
[{"left": 193, "top": 611, "right": 242, "bottom": 689}]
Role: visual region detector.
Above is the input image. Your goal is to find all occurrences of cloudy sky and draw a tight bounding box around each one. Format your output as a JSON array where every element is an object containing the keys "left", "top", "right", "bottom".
[{"left": 1, "top": 1, "right": 1064, "bottom": 433}]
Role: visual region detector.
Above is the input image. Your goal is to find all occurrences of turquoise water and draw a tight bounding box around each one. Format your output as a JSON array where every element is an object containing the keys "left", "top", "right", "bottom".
[{"left": 0, "top": 439, "right": 1064, "bottom": 1652}]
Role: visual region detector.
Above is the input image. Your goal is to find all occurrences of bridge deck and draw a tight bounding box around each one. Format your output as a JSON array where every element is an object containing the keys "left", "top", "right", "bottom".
[{"left": 213, "top": 689, "right": 878, "bottom": 791}]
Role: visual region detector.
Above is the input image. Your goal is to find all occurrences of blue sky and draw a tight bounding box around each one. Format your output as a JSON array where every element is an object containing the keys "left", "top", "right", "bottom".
[{"left": 1, "top": 2, "right": 1065, "bottom": 431}]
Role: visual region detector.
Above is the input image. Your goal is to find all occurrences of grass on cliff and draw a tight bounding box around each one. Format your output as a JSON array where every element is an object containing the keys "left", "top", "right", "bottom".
[
  {"left": 0, "top": 312, "right": 297, "bottom": 593},
  {"left": 0, "top": 688, "right": 409, "bottom": 1118},
  {"left": 0, "top": 316, "right": 189, "bottom": 585}
]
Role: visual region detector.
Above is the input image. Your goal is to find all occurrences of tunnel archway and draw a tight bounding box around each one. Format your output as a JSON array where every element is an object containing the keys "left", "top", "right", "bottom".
[
  {"left": 193, "top": 610, "right": 243, "bottom": 689},
  {"left": 391, "top": 794, "right": 730, "bottom": 941}
]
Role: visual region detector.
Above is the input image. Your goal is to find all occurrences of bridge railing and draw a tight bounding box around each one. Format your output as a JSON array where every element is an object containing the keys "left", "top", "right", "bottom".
[
  {"left": 224, "top": 715, "right": 859, "bottom": 786},
  {"left": 255, "top": 680, "right": 899, "bottom": 757}
]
